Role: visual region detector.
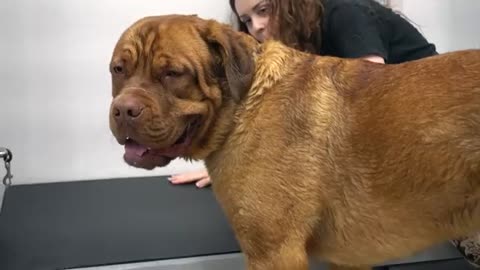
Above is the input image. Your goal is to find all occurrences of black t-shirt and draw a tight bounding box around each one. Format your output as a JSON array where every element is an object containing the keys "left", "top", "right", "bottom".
[{"left": 317, "top": 0, "right": 438, "bottom": 64}]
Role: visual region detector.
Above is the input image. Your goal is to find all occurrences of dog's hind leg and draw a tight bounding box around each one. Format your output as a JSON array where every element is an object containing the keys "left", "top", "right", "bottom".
[{"left": 329, "top": 264, "right": 372, "bottom": 270}]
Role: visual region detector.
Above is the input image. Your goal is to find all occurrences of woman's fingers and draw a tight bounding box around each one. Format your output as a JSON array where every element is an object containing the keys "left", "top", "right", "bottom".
[
  {"left": 169, "top": 169, "right": 209, "bottom": 184},
  {"left": 195, "top": 177, "right": 212, "bottom": 188}
]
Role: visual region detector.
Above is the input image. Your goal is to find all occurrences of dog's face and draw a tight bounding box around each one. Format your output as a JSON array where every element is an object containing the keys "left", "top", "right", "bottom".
[{"left": 109, "top": 15, "right": 256, "bottom": 169}]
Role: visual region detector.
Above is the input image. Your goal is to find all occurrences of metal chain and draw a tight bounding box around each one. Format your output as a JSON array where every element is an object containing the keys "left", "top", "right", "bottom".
[{"left": 0, "top": 147, "right": 13, "bottom": 186}]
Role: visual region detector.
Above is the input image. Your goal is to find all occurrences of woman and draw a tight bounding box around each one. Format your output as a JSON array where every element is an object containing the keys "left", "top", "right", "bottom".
[{"left": 169, "top": 0, "right": 438, "bottom": 187}]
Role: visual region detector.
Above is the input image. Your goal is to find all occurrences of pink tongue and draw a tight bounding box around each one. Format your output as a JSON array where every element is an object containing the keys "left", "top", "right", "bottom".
[
  {"left": 125, "top": 140, "right": 148, "bottom": 157},
  {"left": 124, "top": 139, "right": 186, "bottom": 159}
]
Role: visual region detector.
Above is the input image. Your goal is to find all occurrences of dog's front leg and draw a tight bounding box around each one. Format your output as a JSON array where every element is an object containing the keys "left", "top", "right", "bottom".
[
  {"left": 214, "top": 178, "right": 316, "bottom": 269},
  {"left": 329, "top": 264, "right": 372, "bottom": 270},
  {"left": 244, "top": 244, "right": 309, "bottom": 270},
  {"left": 232, "top": 216, "right": 311, "bottom": 270}
]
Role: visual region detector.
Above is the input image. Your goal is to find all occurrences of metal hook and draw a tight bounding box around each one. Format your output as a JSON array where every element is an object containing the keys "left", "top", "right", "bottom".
[{"left": 3, "top": 162, "right": 12, "bottom": 186}]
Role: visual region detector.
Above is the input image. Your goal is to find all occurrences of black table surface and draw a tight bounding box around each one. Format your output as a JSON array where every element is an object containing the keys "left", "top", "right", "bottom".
[{"left": 0, "top": 176, "right": 240, "bottom": 270}]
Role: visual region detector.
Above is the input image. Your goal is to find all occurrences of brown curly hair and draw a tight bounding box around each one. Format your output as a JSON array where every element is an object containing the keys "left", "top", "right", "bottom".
[{"left": 229, "top": 0, "right": 324, "bottom": 53}]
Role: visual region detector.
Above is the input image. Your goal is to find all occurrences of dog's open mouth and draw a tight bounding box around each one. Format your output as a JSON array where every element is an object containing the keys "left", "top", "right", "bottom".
[{"left": 123, "top": 118, "right": 200, "bottom": 169}]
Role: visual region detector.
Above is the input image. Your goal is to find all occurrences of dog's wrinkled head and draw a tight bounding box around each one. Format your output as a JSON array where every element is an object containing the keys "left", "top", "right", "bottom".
[{"left": 109, "top": 15, "right": 257, "bottom": 169}]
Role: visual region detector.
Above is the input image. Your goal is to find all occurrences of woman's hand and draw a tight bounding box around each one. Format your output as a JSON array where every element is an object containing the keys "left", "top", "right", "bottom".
[
  {"left": 362, "top": 55, "right": 385, "bottom": 64},
  {"left": 168, "top": 169, "right": 211, "bottom": 188}
]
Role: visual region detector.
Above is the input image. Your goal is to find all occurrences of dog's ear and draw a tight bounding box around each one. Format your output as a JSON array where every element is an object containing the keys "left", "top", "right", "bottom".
[{"left": 201, "top": 20, "right": 257, "bottom": 103}]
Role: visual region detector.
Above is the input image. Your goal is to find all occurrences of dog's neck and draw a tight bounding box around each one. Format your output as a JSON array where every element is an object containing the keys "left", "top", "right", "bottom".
[
  {"left": 196, "top": 41, "right": 300, "bottom": 156},
  {"left": 187, "top": 41, "right": 304, "bottom": 164}
]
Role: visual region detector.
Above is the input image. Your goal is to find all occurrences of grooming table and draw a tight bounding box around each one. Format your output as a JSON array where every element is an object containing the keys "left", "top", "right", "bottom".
[{"left": 0, "top": 176, "right": 472, "bottom": 270}]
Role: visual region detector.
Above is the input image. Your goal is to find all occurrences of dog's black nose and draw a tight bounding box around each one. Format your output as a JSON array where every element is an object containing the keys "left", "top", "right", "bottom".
[{"left": 112, "top": 97, "right": 145, "bottom": 122}]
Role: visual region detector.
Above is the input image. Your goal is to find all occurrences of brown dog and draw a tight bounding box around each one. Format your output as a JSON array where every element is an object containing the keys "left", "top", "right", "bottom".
[{"left": 108, "top": 15, "right": 480, "bottom": 270}]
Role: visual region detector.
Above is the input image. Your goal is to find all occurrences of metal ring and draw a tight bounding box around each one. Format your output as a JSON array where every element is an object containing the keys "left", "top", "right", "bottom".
[{"left": 4, "top": 148, "right": 12, "bottom": 163}]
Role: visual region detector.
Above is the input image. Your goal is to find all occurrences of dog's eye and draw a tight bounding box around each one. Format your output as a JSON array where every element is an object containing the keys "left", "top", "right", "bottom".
[
  {"left": 112, "top": 65, "right": 124, "bottom": 74},
  {"left": 164, "top": 70, "right": 181, "bottom": 78}
]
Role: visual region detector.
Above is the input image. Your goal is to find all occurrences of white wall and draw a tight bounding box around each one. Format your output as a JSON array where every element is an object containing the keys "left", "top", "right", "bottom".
[
  {"left": 0, "top": 0, "right": 230, "bottom": 184},
  {"left": 0, "top": 0, "right": 479, "bottom": 185},
  {"left": 390, "top": 0, "right": 480, "bottom": 53}
]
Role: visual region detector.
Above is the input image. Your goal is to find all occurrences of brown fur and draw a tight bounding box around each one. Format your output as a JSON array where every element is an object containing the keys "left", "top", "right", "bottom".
[{"left": 109, "top": 15, "right": 480, "bottom": 270}]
